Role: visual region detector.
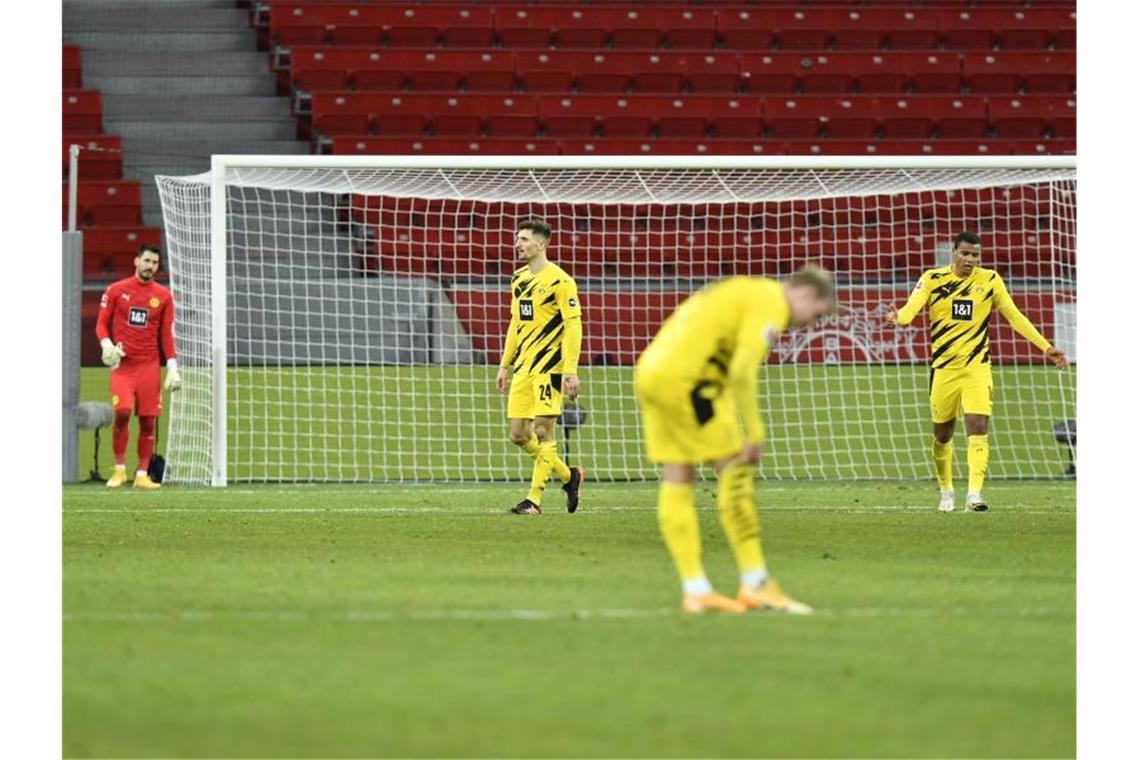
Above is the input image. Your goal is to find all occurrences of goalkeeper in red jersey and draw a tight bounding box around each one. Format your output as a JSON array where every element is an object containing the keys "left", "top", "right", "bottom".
[{"left": 95, "top": 245, "right": 181, "bottom": 489}]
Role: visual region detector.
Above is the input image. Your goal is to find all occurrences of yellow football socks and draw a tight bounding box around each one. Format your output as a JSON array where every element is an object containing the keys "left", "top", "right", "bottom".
[
  {"left": 932, "top": 438, "right": 954, "bottom": 492},
  {"left": 519, "top": 434, "right": 541, "bottom": 458},
  {"left": 967, "top": 434, "right": 989, "bottom": 494},
  {"left": 657, "top": 481, "right": 706, "bottom": 585},
  {"left": 541, "top": 440, "right": 571, "bottom": 484},
  {"left": 717, "top": 463, "right": 767, "bottom": 586},
  {"left": 520, "top": 436, "right": 572, "bottom": 505}
]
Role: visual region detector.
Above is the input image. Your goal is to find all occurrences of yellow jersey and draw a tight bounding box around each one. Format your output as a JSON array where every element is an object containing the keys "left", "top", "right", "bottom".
[
  {"left": 897, "top": 265, "right": 1052, "bottom": 369},
  {"left": 637, "top": 277, "right": 790, "bottom": 443},
  {"left": 500, "top": 261, "right": 582, "bottom": 377}
]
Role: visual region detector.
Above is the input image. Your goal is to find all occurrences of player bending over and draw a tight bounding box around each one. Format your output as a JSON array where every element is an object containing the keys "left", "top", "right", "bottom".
[
  {"left": 95, "top": 245, "right": 181, "bottom": 489},
  {"left": 890, "top": 231, "right": 1068, "bottom": 512},
  {"left": 635, "top": 267, "right": 836, "bottom": 614},
  {"left": 494, "top": 219, "right": 585, "bottom": 515}
]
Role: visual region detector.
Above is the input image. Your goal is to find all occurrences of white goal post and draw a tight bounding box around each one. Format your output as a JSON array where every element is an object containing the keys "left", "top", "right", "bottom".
[{"left": 156, "top": 155, "right": 1076, "bottom": 487}]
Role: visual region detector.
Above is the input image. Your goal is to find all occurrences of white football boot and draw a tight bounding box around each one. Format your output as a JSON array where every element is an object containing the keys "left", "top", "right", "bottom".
[{"left": 938, "top": 491, "right": 956, "bottom": 513}]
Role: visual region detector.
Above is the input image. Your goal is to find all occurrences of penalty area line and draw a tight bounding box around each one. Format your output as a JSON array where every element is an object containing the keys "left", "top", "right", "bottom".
[{"left": 63, "top": 505, "right": 1070, "bottom": 515}]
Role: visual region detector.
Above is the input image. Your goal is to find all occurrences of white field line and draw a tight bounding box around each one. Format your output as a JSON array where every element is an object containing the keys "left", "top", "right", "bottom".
[
  {"left": 68, "top": 485, "right": 1075, "bottom": 498},
  {"left": 63, "top": 606, "right": 1068, "bottom": 624},
  {"left": 63, "top": 504, "right": 1072, "bottom": 515}
]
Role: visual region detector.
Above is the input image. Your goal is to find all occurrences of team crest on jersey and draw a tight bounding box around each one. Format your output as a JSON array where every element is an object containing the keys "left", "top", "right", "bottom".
[
  {"left": 149, "top": 297, "right": 160, "bottom": 308},
  {"left": 128, "top": 306, "right": 150, "bottom": 327},
  {"left": 111, "top": 395, "right": 119, "bottom": 406}
]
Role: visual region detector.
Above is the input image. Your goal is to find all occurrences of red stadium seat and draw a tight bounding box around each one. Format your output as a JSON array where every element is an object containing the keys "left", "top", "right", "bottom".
[
  {"left": 270, "top": 4, "right": 494, "bottom": 48},
  {"left": 939, "top": 10, "right": 998, "bottom": 50},
  {"left": 64, "top": 90, "right": 102, "bottom": 133},
  {"left": 384, "top": 6, "right": 494, "bottom": 48},
  {"left": 63, "top": 45, "right": 82, "bottom": 89},
  {"left": 940, "top": 8, "right": 1070, "bottom": 51},
  {"left": 64, "top": 180, "right": 143, "bottom": 228},
  {"left": 798, "top": 54, "right": 856, "bottom": 94},
  {"left": 557, "top": 138, "right": 657, "bottom": 156},
  {"left": 658, "top": 8, "right": 719, "bottom": 50},
  {"left": 331, "top": 136, "right": 559, "bottom": 156},
  {"left": 295, "top": 49, "right": 517, "bottom": 94},
  {"left": 716, "top": 9, "right": 776, "bottom": 50},
  {"left": 738, "top": 54, "right": 801, "bottom": 95},
  {"left": 767, "top": 8, "right": 835, "bottom": 51},
  {"left": 607, "top": 8, "right": 664, "bottom": 50},
  {"left": 684, "top": 54, "right": 740, "bottom": 94},
  {"left": 989, "top": 96, "right": 1075, "bottom": 139},
  {"left": 908, "top": 54, "right": 964, "bottom": 95},
  {"left": 880, "top": 97, "right": 988, "bottom": 139},
  {"left": 963, "top": 53, "right": 1075, "bottom": 95},
  {"left": 824, "top": 8, "right": 933, "bottom": 51},
  {"left": 517, "top": 51, "right": 590, "bottom": 93},
  {"left": 853, "top": 55, "right": 910, "bottom": 95},
  {"left": 496, "top": 7, "right": 604, "bottom": 49},
  {"left": 766, "top": 97, "right": 880, "bottom": 140},
  {"left": 311, "top": 93, "right": 373, "bottom": 135},
  {"left": 64, "top": 136, "right": 123, "bottom": 180}
]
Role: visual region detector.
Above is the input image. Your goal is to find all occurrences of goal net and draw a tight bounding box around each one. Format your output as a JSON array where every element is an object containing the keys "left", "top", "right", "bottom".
[{"left": 155, "top": 156, "right": 1076, "bottom": 486}]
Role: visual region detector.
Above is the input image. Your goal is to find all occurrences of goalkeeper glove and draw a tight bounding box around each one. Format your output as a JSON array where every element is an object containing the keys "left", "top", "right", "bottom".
[
  {"left": 100, "top": 338, "right": 125, "bottom": 368},
  {"left": 164, "top": 362, "right": 182, "bottom": 392}
]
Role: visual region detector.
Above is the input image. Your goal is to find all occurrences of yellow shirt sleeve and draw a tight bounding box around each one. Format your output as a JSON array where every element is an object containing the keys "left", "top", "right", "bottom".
[
  {"left": 557, "top": 278, "right": 583, "bottom": 374},
  {"left": 896, "top": 274, "right": 931, "bottom": 326},
  {"left": 500, "top": 313, "right": 520, "bottom": 368},
  {"left": 727, "top": 302, "right": 777, "bottom": 444},
  {"left": 994, "top": 275, "right": 1052, "bottom": 353}
]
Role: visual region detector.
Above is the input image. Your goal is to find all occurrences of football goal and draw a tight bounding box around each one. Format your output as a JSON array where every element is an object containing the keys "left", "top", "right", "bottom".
[{"left": 156, "top": 155, "right": 1076, "bottom": 486}]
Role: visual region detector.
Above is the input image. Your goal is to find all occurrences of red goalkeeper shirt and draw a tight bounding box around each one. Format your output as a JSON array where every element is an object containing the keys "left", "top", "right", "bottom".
[{"left": 95, "top": 276, "right": 176, "bottom": 366}]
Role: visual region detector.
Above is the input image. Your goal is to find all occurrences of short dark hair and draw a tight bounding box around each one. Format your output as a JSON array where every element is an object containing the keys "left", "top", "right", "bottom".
[
  {"left": 953, "top": 231, "right": 981, "bottom": 249},
  {"left": 137, "top": 244, "right": 161, "bottom": 258},
  {"left": 518, "top": 218, "right": 552, "bottom": 240}
]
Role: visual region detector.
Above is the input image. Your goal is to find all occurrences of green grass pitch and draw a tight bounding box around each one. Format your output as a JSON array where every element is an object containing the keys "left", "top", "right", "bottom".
[
  {"left": 74, "top": 364, "right": 1076, "bottom": 483},
  {"left": 63, "top": 479, "right": 1075, "bottom": 758}
]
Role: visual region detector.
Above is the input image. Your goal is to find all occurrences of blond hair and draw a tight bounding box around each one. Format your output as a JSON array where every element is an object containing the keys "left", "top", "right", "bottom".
[{"left": 785, "top": 265, "right": 835, "bottom": 300}]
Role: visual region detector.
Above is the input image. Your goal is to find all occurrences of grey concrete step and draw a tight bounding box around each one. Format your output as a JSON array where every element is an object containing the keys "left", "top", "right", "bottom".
[
  {"left": 82, "top": 74, "right": 277, "bottom": 96},
  {"left": 103, "top": 95, "right": 292, "bottom": 122},
  {"left": 63, "top": 5, "right": 248, "bottom": 32},
  {"left": 106, "top": 120, "right": 298, "bottom": 141},
  {"left": 143, "top": 185, "right": 342, "bottom": 229},
  {"left": 80, "top": 51, "right": 269, "bottom": 78},
  {"left": 64, "top": 30, "right": 257, "bottom": 52},
  {"left": 129, "top": 138, "right": 310, "bottom": 158}
]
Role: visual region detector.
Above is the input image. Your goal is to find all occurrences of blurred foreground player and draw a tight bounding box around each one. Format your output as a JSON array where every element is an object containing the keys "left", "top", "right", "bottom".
[
  {"left": 95, "top": 245, "right": 181, "bottom": 489},
  {"left": 890, "top": 232, "right": 1068, "bottom": 513},
  {"left": 635, "top": 267, "right": 836, "bottom": 614},
  {"left": 494, "top": 219, "right": 585, "bottom": 515}
]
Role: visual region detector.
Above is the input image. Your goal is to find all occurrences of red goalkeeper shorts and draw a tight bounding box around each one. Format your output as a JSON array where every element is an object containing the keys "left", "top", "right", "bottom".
[{"left": 110, "top": 361, "right": 162, "bottom": 417}]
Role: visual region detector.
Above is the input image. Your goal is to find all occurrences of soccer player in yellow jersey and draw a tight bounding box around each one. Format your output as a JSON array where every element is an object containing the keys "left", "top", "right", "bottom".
[
  {"left": 495, "top": 219, "right": 585, "bottom": 515},
  {"left": 890, "top": 231, "right": 1069, "bottom": 513},
  {"left": 635, "top": 267, "right": 836, "bottom": 615}
]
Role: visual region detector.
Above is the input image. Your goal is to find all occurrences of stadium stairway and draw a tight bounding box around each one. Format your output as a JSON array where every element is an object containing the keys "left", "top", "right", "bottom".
[{"left": 63, "top": 0, "right": 309, "bottom": 227}]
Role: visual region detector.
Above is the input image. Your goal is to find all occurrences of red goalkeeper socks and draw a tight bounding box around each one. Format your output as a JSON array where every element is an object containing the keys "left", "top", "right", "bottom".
[
  {"left": 112, "top": 409, "right": 131, "bottom": 466},
  {"left": 137, "top": 416, "right": 157, "bottom": 472}
]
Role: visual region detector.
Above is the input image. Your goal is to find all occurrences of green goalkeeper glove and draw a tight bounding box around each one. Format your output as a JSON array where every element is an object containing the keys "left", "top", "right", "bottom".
[
  {"left": 100, "top": 338, "right": 125, "bottom": 368},
  {"left": 164, "top": 361, "right": 182, "bottom": 392}
]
